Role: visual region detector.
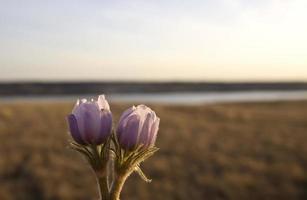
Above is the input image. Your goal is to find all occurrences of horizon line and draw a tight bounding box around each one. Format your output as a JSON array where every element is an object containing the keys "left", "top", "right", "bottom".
[{"left": 0, "top": 80, "right": 307, "bottom": 84}]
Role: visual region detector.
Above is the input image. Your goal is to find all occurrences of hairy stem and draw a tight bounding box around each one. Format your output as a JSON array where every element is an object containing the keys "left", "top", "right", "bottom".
[
  {"left": 91, "top": 145, "right": 109, "bottom": 200},
  {"left": 110, "top": 171, "right": 130, "bottom": 200},
  {"left": 97, "top": 175, "right": 109, "bottom": 200}
]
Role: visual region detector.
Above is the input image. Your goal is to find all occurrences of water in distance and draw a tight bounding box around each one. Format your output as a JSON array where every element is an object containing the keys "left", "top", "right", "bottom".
[{"left": 1, "top": 90, "right": 307, "bottom": 105}]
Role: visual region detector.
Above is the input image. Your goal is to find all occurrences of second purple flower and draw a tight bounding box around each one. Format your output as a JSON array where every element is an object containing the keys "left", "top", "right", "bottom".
[{"left": 116, "top": 104, "right": 160, "bottom": 150}]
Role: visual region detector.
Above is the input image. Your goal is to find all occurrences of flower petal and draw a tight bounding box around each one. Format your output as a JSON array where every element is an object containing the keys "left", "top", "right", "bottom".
[
  {"left": 97, "top": 94, "right": 110, "bottom": 111},
  {"left": 79, "top": 103, "right": 101, "bottom": 143},
  {"left": 135, "top": 105, "right": 153, "bottom": 130},
  {"left": 148, "top": 117, "right": 160, "bottom": 146},
  {"left": 139, "top": 113, "right": 154, "bottom": 146},
  {"left": 119, "top": 114, "right": 140, "bottom": 150},
  {"left": 95, "top": 110, "right": 112, "bottom": 144},
  {"left": 117, "top": 106, "right": 136, "bottom": 139},
  {"left": 67, "top": 114, "right": 86, "bottom": 145}
]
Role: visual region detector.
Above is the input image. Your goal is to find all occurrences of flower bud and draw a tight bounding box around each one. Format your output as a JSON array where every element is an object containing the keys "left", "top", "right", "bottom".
[
  {"left": 67, "top": 95, "right": 112, "bottom": 145},
  {"left": 116, "top": 105, "right": 160, "bottom": 150}
]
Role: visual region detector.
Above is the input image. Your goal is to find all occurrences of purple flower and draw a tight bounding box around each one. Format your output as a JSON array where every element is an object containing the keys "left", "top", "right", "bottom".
[
  {"left": 67, "top": 95, "right": 112, "bottom": 145},
  {"left": 117, "top": 105, "right": 160, "bottom": 150}
]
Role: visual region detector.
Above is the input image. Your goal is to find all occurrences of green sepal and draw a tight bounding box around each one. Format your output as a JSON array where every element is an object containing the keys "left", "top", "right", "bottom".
[
  {"left": 135, "top": 165, "right": 152, "bottom": 183},
  {"left": 111, "top": 129, "right": 160, "bottom": 185},
  {"left": 69, "top": 141, "right": 95, "bottom": 167},
  {"left": 68, "top": 140, "right": 110, "bottom": 173}
]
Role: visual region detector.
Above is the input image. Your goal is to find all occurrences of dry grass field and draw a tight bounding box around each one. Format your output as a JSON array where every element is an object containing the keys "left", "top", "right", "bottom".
[{"left": 0, "top": 101, "right": 307, "bottom": 200}]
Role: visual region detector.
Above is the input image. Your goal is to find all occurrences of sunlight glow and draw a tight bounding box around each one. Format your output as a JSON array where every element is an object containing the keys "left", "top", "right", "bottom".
[{"left": 0, "top": 0, "right": 306, "bottom": 81}]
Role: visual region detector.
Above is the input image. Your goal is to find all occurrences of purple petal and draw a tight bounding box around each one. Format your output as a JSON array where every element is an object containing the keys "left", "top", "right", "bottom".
[
  {"left": 148, "top": 117, "right": 160, "bottom": 146},
  {"left": 96, "top": 110, "right": 112, "bottom": 144},
  {"left": 139, "top": 113, "right": 154, "bottom": 146},
  {"left": 82, "top": 111, "right": 100, "bottom": 144},
  {"left": 117, "top": 106, "right": 136, "bottom": 139},
  {"left": 67, "top": 114, "right": 86, "bottom": 145},
  {"left": 118, "top": 106, "right": 136, "bottom": 124},
  {"left": 136, "top": 105, "right": 151, "bottom": 120},
  {"left": 119, "top": 114, "right": 140, "bottom": 150},
  {"left": 76, "top": 103, "right": 101, "bottom": 144}
]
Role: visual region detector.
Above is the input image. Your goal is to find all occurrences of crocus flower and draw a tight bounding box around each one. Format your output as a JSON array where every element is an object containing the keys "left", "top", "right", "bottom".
[
  {"left": 67, "top": 95, "right": 112, "bottom": 145},
  {"left": 117, "top": 105, "right": 160, "bottom": 150}
]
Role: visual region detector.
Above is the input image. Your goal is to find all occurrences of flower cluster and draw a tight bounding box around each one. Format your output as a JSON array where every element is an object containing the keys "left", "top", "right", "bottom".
[{"left": 67, "top": 95, "right": 160, "bottom": 200}]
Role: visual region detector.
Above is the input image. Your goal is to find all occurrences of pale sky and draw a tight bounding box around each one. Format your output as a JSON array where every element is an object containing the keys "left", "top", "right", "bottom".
[{"left": 0, "top": 0, "right": 307, "bottom": 81}]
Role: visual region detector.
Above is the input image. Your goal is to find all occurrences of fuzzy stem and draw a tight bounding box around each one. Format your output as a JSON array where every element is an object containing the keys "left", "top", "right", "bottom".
[
  {"left": 91, "top": 145, "right": 109, "bottom": 200},
  {"left": 97, "top": 175, "right": 109, "bottom": 200},
  {"left": 110, "top": 171, "right": 130, "bottom": 200}
]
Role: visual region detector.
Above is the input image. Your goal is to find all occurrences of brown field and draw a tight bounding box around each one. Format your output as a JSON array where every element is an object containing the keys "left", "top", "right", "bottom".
[{"left": 0, "top": 101, "right": 307, "bottom": 200}]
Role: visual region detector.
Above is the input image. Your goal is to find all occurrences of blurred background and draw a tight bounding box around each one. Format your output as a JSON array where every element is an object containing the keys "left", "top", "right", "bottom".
[{"left": 0, "top": 0, "right": 307, "bottom": 199}]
